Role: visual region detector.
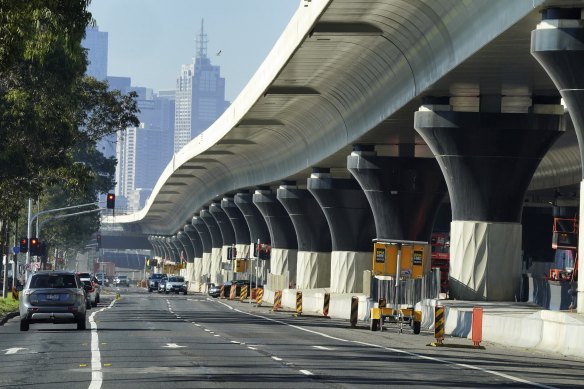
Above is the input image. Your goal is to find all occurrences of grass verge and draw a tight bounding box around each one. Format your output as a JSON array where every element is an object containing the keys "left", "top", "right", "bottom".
[{"left": 0, "top": 294, "right": 19, "bottom": 316}]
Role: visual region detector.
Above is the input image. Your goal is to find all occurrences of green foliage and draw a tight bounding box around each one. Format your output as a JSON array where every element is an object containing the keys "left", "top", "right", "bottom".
[{"left": 0, "top": 1, "right": 140, "bottom": 251}]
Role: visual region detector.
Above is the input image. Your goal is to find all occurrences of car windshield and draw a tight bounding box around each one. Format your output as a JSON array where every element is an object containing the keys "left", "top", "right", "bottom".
[
  {"left": 169, "top": 277, "right": 184, "bottom": 282},
  {"left": 30, "top": 274, "right": 77, "bottom": 289},
  {"left": 151, "top": 274, "right": 164, "bottom": 279},
  {"left": 117, "top": 276, "right": 127, "bottom": 279}
]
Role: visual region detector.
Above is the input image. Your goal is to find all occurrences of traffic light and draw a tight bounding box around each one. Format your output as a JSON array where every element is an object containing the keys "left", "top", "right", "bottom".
[
  {"left": 30, "top": 237, "right": 40, "bottom": 256},
  {"left": 106, "top": 193, "right": 115, "bottom": 209},
  {"left": 19, "top": 238, "right": 28, "bottom": 253}
]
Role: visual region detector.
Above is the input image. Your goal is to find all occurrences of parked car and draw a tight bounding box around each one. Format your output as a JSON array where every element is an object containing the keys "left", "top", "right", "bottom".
[
  {"left": 77, "top": 272, "right": 100, "bottom": 308},
  {"left": 19, "top": 271, "right": 88, "bottom": 331},
  {"left": 95, "top": 273, "right": 109, "bottom": 287},
  {"left": 148, "top": 273, "right": 167, "bottom": 292},
  {"left": 208, "top": 283, "right": 220, "bottom": 298},
  {"left": 113, "top": 275, "right": 129, "bottom": 287},
  {"left": 157, "top": 276, "right": 168, "bottom": 293},
  {"left": 162, "top": 276, "right": 187, "bottom": 295}
]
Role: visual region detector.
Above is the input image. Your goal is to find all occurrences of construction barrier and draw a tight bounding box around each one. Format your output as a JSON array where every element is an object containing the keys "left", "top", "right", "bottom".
[
  {"left": 256, "top": 287, "right": 264, "bottom": 306},
  {"left": 229, "top": 284, "right": 237, "bottom": 300},
  {"left": 220, "top": 284, "right": 225, "bottom": 299},
  {"left": 434, "top": 305, "right": 445, "bottom": 345},
  {"left": 273, "top": 290, "right": 282, "bottom": 311},
  {"left": 350, "top": 296, "right": 358, "bottom": 328},
  {"left": 323, "top": 292, "right": 330, "bottom": 317},
  {"left": 472, "top": 306, "right": 483, "bottom": 347},
  {"left": 240, "top": 285, "right": 249, "bottom": 302},
  {"left": 296, "top": 291, "right": 302, "bottom": 315}
]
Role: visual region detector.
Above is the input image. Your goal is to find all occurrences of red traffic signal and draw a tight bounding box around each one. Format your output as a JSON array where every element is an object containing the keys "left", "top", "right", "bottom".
[
  {"left": 19, "top": 238, "right": 28, "bottom": 253},
  {"left": 106, "top": 193, "right": 115, "bottom": 209}
]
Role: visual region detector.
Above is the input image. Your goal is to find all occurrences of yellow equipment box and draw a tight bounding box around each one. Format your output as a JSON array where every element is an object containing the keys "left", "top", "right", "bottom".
[{"left": 372, "top": 240, "right": 426, "bottom": 278}]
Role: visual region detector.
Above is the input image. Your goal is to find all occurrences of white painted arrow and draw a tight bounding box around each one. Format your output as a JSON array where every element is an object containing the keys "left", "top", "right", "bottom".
[
  {"left": 4, "top": 347, "right": 27, "bottom": 355},
  {"left": 163, "top": 343, "right": 186, "bottom": 349}
]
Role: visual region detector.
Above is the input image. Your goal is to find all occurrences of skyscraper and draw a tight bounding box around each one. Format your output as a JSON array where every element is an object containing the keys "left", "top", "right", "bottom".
[
  {"left": 174, "top": 20, "right": 229, "bottom": 153},
  {"left": 116, "top": 92, "right": 175, "bottom": 212},
  {"left": 82, "top": 26, "right": 108, "bottom": 81}
]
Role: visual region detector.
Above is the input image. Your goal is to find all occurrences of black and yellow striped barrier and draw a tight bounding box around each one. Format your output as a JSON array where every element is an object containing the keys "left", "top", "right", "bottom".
[
  {"left": 295, "top": 291, "right": 302, "bottom": 316},
  {"left": 323, "top": 293, "right": 330, "bottom": 317},
  {"left": 434, "top": 305, "right": 445, "bottom": 345},
  {"left": 256, "top": 287, "right": 264, "bottom": 306},
  {"left": 350, "top": 296, "right": 359, "bottom": 328},
  {"left": 273, "top": 290, "right": 282, "bottom": 311},
  {"left": 240, "top": 285, "right": 249, "bottom": 302},
  {"left": 220, "top": 284, "right": 225, "bottom": 299}
]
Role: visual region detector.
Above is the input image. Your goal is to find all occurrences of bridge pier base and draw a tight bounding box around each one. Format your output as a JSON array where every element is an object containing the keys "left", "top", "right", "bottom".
[
  {"left": 531, "top": 8, "right": 584, "bottom": 313},
  {"left": 308, "top": 169, "right": 375, "bottom": 294},
  {"left": 415, "top": 109, "right": 563, "bottom": 301}
]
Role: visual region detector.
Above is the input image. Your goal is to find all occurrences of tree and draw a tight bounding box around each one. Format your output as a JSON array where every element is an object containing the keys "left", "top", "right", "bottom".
[{"left": 0, "top": 1, "right": 139, "bottom": 223}]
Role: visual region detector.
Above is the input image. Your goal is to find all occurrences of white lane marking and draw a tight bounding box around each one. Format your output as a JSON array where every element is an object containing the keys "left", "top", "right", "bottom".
[
  {"left": 194, "top": 324, "right": 201, "bottom": 327},
  {"left": 215, "top": 301, "right": 557, "bottom": 389},
  {"left": 231, "top": 341, "right": 240, "bottom": 344},
  {"left": 248, "top": 346, "right": 257, "bottom": 350},
  {"left": 312, "top": 345, "right": 333, "bottom": 351},
  {"left": 214, "top": 334, "right": 220, "bottom": 337},
  {"left": 176, "top": 316, "right": 181, "bottom": 319},
  {"left": 204, "top": 329, "right": 210, "bottom": 332},
  {"left": 272, "top": 356, "right": 282, "bottom": 361},
  {"left": 163, "top": 343, "right": 186, "bottom": 349},
  {"left": 88, "top": 299, "right": 116, "bottom": 389},
  {"left": 300, "top": 370, "right": 313, "bottom": 376},
  {"left": 3, "top": 347, "right": 27, "bottom": 355}
]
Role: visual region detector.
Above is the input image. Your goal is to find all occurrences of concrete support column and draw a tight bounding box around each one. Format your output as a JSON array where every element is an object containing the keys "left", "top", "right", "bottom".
[
  {"left": 156, "top": 237, "right": 169, "bottom": 261},
  {"left": 234, "top": 192, "right": 271, "bottom": 245},
  {"left": 148, "top": 237, "right": 162, "bottom": 259},
  {"left": 308, "top": 170, "right": 375, "bottom": 293},
  {"left": 169, "top": 235, "right": 184, "bottom": 263},
  {"left": 166, "top": 237, "right": 180, "bottom": 263},
  {"left": 201, "top": 209, "right": 224, "bottom": 284},
  {"left": 193, "top": 215, "right": 213, "bottom": 289},
  {"left": 177, "top": 232, "right": 194, "bottom": 263},
  {"left": 185, "top": 223, "right": 204, "bottom": 291},
  {"left": 415, "top": 109, "right": 563, "bottom": 300},
  {"left": 531, "top": 7, "right": 584, "bottom": 312},
  {"left": 347, "top": 147, "right": 446, "bottom": 244},
  {"left": 277, "top": 184, "right": 332, "bottom": 289},
  {"left": 210, "top": 202, "right": 235, "bottom": 281},
  {"left": 253, "top": 189, "right": 298, "bottom": 286},
  {"left": 177, "top": 231, "right": 194, "bottom": 281},
  {"left": 171, "top": 236, "right": 187, "bottom": 277},
  {"left": 222, "top": 197, "right": 252, "bottom": 279}
]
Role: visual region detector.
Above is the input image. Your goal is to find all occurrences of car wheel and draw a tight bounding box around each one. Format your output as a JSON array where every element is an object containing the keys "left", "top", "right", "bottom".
[
  {"left": 183, "top": 291, "right": 187, "bottom": 296},
  {"left": 95, "top": 294, "right": 100, "bottom": 304},
  {"left": 20, "top": 319, "right": 29, "bottom": 332},
  {"left": 165, "top": 290, "right": 169, "bottom": 294},
  {"left": 86, "top": 301, "right": 91, "bottom": 309},
  {"left": 148, "top": 288, "right": 152, "bottom": 293},
  {"left": 77, "top": 315, "right": 87, "bottom": 330}
]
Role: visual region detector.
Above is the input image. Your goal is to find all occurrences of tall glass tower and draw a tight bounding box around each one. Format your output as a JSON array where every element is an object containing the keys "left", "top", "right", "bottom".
[{"left": 174, "top": 20, "right": 229, "bottom": 153}]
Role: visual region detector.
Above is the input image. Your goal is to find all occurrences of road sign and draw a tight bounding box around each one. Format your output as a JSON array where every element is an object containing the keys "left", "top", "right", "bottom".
[{"left": 13, "top": 246, "right": 20, "bottom": 254}]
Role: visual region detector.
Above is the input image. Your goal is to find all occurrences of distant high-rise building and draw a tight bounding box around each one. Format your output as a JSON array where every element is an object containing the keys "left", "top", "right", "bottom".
[
  {"left": 174, "top": 19, "right": 229, "bottom": 153},
  {"left": 82, "top": 26, "right": 108, "bottom": 81},
  {"left": 116, "top": 92, "right": 175, "bottom": 212}
]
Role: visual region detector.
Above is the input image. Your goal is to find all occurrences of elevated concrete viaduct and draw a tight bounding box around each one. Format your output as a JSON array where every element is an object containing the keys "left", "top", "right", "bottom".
[{"left": 106, "top": 0, "right": 584, "bottom": 310}]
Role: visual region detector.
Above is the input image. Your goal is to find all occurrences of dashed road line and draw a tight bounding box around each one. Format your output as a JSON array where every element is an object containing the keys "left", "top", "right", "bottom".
[
  {"left": 300, "top": 370, "right": 314, "bottom": 376},
  {"left": 88, "top": 299, "right": 116, "bottom": 389}
]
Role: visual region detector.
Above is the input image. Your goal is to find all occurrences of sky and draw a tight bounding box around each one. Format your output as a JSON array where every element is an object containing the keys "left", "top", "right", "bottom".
[{"left": 88, "top": 0, "right": 300, "bottom": 102}]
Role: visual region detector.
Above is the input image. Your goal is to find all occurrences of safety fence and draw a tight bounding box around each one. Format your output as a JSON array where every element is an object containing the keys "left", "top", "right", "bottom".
[{"left": 373, "top": 268, "right": 441, "bottom": 306}]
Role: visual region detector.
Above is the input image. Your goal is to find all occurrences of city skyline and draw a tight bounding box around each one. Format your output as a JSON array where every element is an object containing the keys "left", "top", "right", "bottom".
[{"left": 87, "top": 0, "right": 299, "bottom": 102}]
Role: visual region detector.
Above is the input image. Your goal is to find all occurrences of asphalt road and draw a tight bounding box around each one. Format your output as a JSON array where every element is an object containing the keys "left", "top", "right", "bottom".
[{"left": 1, "top": 287, "right": 584, "bottom": 388}]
